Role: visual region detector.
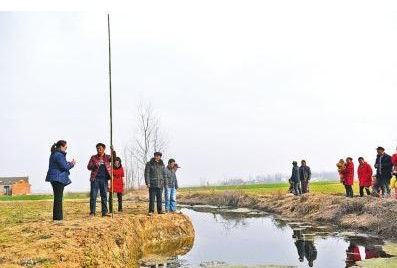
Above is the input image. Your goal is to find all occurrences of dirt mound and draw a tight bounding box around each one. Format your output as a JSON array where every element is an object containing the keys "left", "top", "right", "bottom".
[{"left": 0, "top": 200, "right": 194, "bottom": 268}]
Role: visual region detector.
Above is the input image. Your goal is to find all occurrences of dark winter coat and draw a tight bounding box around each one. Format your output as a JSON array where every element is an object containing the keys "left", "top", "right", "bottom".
[
  {"left": 290, "top": 166, "right": 300, "bottom": 183},
  {"left": 299, "top": 165, "right": 311, "bottom": 181},
  {"left": 145, "top": 158, "right": 166, "bottom": 188},
  {"left": 164, "top": 166, "right": 179, "bottom": 189},
  {"left": 45, "top": 150, "right": 75, "bottom": 186},
  {"left": 375, "top": 154, "right": 393, "bottom": 177}
]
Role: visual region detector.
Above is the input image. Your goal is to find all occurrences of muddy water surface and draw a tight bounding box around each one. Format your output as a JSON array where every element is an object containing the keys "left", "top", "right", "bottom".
[{"left": 140, "top": 205, "right": 394, "bottom": 268}]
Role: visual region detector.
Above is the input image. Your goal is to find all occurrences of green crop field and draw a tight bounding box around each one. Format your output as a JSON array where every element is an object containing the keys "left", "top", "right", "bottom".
[
  {"left": 0, "top": 192, "right": 89, "bottom": 201},
  {"left": 0, "top": 181, "right": 363, "bottom": 201},
  {"left": 180, "top": 180, "right": 362, "bottom": 195}
]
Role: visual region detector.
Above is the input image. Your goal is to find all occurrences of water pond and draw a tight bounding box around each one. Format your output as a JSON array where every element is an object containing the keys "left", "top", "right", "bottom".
[{"left": 140, "top": 205, "right": 394, "bottom": 268}]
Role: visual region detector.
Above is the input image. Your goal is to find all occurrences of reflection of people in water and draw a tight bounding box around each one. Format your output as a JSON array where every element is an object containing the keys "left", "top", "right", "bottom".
[
  {"left": 304, "top": 240, "right": 318, "bottom": 267},
  {"left": 345, "top": 242, "right": 361, "bottom": 267},
  {"left": 292, "top": 230, "right": 318, "bottom": 266},
  {"left": 295, "top": 239, "right": 305, "bottom": 262},
  {"left": 365, "top": 247, "right": 379, "bottom": 259},
  {"left": 292, "top": 230, "right": 305, "bottom": 263},
  {"left": 293, "top": 229, "right": 305, "bottom": 262},
  {"left": 146, "top": 257, "right": 180, "bottom": 268},
  {"left": 365, "top": 245, "right": 391, "bottom": 259},
  {"left": 344, "top": 236, "right": 392, "bottom": 267}
]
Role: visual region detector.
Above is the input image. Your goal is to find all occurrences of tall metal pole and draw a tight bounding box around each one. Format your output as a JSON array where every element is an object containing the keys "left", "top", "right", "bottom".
[{"left": 107, "top": 13, "right": 114, "bottom": 218}]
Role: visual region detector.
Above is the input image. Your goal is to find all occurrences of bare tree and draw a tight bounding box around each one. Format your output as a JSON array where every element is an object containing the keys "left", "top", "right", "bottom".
[
  {"left": 125, "top": 101, "right": 169, "bottom": 188},
  {"left": 123, "top": 145, "right": 136, "bottom": 191}
]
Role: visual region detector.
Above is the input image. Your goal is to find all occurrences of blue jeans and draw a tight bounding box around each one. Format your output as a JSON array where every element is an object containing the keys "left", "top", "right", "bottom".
[
  {"left": 164, "top": 187, "right": 177, "bottom": 212},
  {"left": 90, "top": 178, "right": 108, "bottom": 215}
]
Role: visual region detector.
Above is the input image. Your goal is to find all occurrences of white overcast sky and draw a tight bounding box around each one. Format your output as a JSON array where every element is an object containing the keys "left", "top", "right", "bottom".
[{"left": 1, "top": 1, "right": 397, "bottom": 192}]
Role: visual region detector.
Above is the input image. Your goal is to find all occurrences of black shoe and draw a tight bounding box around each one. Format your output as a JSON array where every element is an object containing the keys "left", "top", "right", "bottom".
[{"left": 159, "top": 211, "right": 166, "bottom": 214}]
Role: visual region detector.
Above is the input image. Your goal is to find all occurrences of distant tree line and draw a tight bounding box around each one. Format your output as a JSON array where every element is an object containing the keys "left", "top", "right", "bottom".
[{"left": 220, "top": 171, "right": 339, "bottom": 186}]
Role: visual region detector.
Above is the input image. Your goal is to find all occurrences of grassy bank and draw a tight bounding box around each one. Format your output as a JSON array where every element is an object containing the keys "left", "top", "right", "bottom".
[
  {"left": 0, "top": 197, "right": 194, "bottom": 268},
  {"left": 180, "top": 180, "right": 358, "bottom": 195}
]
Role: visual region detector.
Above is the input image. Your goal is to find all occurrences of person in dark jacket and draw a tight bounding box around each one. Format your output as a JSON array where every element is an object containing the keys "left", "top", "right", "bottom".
[
  {"left": 299, "top": 160, "right": 311, "bottom": 194},
  {"left": 164, "top": 159, "right": 179, "bottom": 212},
  {"left": 45, "top": 140, "right": 76, "bottom": 222},
  {"left": 145, "top": 152, "right": 166, "bottom": 215},
  {"left": 372, "top": 146, "right": 393, "bottom": 197},
  {"left": 87, "top": 143, "right": 114, "bottom": 217},
  {"left": 290, "top": 161, "right": 301, "bottom": 196}
]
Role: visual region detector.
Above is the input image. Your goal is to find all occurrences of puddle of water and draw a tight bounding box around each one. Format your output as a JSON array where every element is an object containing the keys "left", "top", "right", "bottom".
[{"left": 140, "top": 206, "right": 394, "bottom": 268}]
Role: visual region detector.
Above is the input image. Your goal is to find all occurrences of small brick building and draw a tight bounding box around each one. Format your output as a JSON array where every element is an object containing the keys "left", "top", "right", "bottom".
[{"left": 0, "top": 177, "right": 31, "bottom": 196}]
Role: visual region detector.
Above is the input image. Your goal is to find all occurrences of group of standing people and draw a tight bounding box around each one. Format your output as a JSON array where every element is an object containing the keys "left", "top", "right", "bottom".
[
  {"left": 337, "top": 146, "right": 397, "bottom": 198},
  {"left": 45, "top": 141, "right": 126, "bottom": 221},
  {"left": 45, "top": 140, "right": 179, "bottom": 222},
  {"left": 144, "top": 152, "right": 180, "bottom": 215},
  {"left": 87, "top": 143, "right": 125, "bottom": 217},
  {"left": 289, "top": 160, "right": 312, "bottom": 196}
]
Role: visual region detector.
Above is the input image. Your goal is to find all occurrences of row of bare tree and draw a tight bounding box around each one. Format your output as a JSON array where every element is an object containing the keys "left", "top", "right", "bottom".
[{"left": 122, "top": 102, "right": 169, "bottom": 190}]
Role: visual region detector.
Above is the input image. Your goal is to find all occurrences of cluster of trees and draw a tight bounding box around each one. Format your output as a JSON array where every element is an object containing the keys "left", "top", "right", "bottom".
[{"left": 122, "top": 102, "right": 169, "bottom": 190}]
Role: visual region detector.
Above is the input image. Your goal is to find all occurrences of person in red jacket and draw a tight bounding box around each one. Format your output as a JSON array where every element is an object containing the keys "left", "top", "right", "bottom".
[
  {"left": 392, "top": 146, "right": 397, "bottom": 176},
  {"left": 87, "top": 143, "right": 113, "bottom": 217},
  {"left": 357, "top": 157, "right": 373, "bottom": 197},
  {"left": 341, "top": 157, "right": 354, "bottom": 198},
  {"left": 108, "top": 157, "right": 125, "bottom": 213}
]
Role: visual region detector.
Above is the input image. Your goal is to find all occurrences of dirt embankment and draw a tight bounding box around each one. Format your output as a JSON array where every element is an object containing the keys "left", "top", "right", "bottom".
[
  {"left": 0, "top": 200, "right": 194, "bottom": 268},
  {"left": 179, "top": 191, "right": 397, "bottom": 240}
]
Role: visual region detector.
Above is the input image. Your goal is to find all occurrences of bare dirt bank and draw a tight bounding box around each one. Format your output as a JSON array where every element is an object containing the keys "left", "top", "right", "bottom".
[
  {"left": 0, "top": 200, "right": 194, "bottom": 268},
  {"left": 179, "top": 191, "right": 397, "bottom": 241}
]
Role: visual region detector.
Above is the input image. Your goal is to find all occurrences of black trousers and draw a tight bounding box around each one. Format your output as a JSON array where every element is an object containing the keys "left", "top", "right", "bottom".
[
  {"left": 109, "top": 193, "right": 123, "bottom": 212},
  {"left": 51, "top": 182, "right": 65, "bottom": 220},
  {"left": 149, "top": 188, "right": 162, "bottom": 213},
  {"left": 359, "top": 186, "right": 371, "bottom": 197},
  {"left": 344, "top": 185, "right": 353, "bottom": 198}
]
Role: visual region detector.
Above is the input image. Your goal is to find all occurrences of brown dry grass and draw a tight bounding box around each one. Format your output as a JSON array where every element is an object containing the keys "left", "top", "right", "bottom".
[{"left": 0, "top": 198, "right": 194, "bottom": 268}]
